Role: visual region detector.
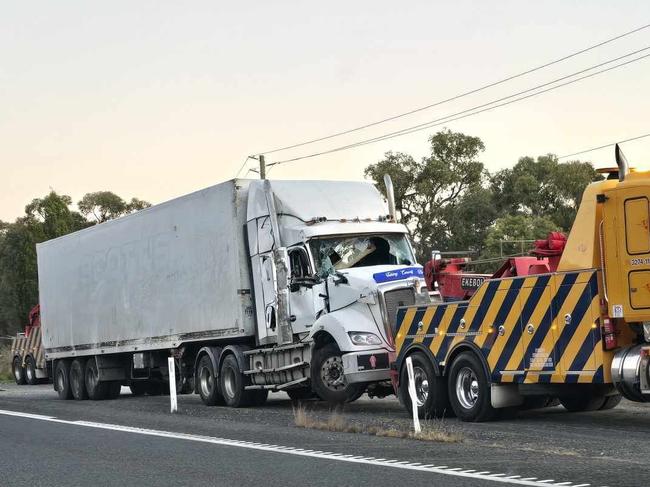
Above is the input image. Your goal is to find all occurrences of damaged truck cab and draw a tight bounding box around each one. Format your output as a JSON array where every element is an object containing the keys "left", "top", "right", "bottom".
[{"left": 245, "top": 179, "right": 429, "bottom": 403}]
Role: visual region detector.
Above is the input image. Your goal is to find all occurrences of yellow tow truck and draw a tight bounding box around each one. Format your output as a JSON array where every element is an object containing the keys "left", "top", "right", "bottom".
[{"left": 392, "top": 145, "right": 650, "bottom": 421}]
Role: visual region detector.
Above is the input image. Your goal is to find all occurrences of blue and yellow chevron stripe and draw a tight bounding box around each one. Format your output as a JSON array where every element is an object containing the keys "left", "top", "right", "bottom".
[{"left": 394, "top": 270, "right": 609, "bottom": 384}]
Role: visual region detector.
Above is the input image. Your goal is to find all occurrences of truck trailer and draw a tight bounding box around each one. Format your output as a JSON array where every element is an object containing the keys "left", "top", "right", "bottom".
[
  {"left": 392, "top": 146, "right": 650, "bottom": 421},
  {"left": 38, "top": 177, "right": 429, "bottom": 406}
]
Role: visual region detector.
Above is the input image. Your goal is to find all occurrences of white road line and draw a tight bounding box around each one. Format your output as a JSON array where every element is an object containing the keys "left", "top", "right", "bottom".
[{"left": 0, "top": 409, "right": 593, "bottom": 487}]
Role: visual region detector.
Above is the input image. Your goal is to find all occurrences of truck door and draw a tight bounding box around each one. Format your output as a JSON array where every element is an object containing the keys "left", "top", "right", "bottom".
[
  {"left": 287, "top": 246, "right": 317, "bottom": 333},
  {"left": 624, "top": 196, "right": 650, "bottom": 310}
]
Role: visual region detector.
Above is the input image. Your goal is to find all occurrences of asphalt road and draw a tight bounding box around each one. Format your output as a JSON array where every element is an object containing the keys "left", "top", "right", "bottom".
[{"left": 0, "top": 383, "right": 648, "bottom": 487}]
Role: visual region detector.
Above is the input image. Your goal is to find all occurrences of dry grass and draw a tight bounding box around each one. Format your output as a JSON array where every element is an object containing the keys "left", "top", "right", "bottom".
[
  {"left": 0, "top": 343, "right": 13, "bottom": 382},
  {"left": 293, "top": 405, "right": 463, "bottom": 443}
]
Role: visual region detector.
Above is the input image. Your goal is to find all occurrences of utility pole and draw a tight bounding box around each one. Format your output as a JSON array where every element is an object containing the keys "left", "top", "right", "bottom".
[{"left": 259, "top": 154, "right": 266, "bottom": 179}]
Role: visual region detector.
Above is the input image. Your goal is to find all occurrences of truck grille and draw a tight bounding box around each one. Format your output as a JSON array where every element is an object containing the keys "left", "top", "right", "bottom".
[{"left": 383, "top": 288, "right": 416, "bottom": 336}]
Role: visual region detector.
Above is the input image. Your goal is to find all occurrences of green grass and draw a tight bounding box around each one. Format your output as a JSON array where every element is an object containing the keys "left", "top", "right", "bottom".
[{"left": 0, "top": 344, "right": 14, "bottom": 381}]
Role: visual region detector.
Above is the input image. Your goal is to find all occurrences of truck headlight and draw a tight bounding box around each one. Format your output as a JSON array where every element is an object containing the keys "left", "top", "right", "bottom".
[{"left": 348, "top": 332, "right": 382, "bottom": 346}]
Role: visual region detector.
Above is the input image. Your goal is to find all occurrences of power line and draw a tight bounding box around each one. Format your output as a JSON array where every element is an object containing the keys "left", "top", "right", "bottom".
[
  {"left": 558, "top": 132, "right": 650, "bottom": 159},
  {"left": 258, "top": 23, "right": 650, "bottom": 155},
  {"left": 270, "top": 49, "right": 650, "bottom": 166},
  {"left": 235, "top": 155, "right": 254, "bottom": 178}
]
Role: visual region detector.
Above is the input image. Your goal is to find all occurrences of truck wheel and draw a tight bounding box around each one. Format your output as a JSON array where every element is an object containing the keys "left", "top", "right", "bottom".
[
  {"left": 175, "top": 358, "right": 194, "bottom": 395},
  {"left": 54, "top": 360, "right": 73, "bottom": 400},
  {"left": 197, "top": 355, "right": 224, "bottom": 406},
  {"left": 129, "top": 382, "right": 147, "bottom": 396},
  {"left": 219, "top": 354, "right": 255, "bottom": 407},
  {"left": 249, "top": 390, "right": 269, "bottom": 406},
  {"left": 560, "top": 394, "right": 607, "bottom": 412},
  {"left": 600, "top": 394, "right": 622, "bottom": 410},
  {"left": 25, "top": 356, "right": 38, "bottom": 385},
  {"left": 85, "top": 358, "right": 107, "bottom": 400},
  {"left": 70, "top": 359, "right": 88, "bottom": 400},
  {"left": 399, "top": 352, "right": 450, "bottom": 418},
  {"left": 12, "top": 356, "right": 26, "bottom": 385},
  {"left": 311, "top": 343, "right": 364, "bottom": 405},
  {"left": 447, "top": 352, "right": 497, "bottom": 422}
]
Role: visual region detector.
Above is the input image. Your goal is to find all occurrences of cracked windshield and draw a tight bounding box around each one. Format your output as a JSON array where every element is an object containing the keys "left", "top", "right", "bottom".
[{"left": 310, "top": 234, "right": 415, "bottom": 278}]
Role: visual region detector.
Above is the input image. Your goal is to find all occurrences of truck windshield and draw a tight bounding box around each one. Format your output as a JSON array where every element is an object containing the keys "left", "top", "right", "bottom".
[{"left": 309, "top": 234, "right": 415, "bottom": 278}]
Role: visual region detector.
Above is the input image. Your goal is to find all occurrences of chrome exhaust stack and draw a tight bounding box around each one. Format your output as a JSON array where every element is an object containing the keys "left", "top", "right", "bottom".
[
  {"left": 615, "top": 143, "right": 630, "bottom": 182},
  {"left": 383, "top": 174, "right": 397, "bottom": 222}
]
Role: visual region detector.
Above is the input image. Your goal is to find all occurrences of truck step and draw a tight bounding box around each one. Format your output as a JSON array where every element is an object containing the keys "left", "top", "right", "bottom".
[{"left": 245, "top": 376, "right": 309, "bottom": 391}]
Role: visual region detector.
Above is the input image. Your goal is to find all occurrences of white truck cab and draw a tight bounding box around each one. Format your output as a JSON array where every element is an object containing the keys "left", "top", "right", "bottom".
[{"left": 246, "top": 179, "right": 429, "bottom": 402}]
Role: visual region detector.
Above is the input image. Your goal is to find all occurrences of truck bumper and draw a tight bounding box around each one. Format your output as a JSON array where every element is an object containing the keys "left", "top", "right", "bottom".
[{"left": 342, "top": 349, "right": 392, "bottom": 384}]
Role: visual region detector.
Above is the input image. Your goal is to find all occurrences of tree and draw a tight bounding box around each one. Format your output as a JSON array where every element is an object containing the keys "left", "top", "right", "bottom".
[
  {"left": 365, "top": 129, "right": 486, "bottom": 259},
  {"left": 482, "top": 214, "right": 558, "bottom": 260},
  {"left": 491, "top": 155, "right": 602, "bottom": 230},
  {"left": 78, "top": 191, "right": 151, "bottom": 223}
]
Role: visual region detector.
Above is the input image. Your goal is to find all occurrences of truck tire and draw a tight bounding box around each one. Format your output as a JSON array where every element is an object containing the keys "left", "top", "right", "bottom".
[
  {"left": 70, "top": 359, "right": 88, "bottom": 400},
  {"left": 311, "top": 343, "right": 364, "bottom": 405},
  {"left": 25, "top": 356, "right": 38, "bottom": 385},
  {"left": 197, "top": 355, "right": 224, "bottom": 406},
  {"left": 85, "top": 358, "right": 108, "bottom": 400},
  {"left": 249, "top": 390, "right": 269, "bottom": 406},
  {"left": 399, "top": 352, "right": 450, "bottom": 418},
  {"left": 600, "top": 394, "right": 622, "bottom": 410},
  {"left": 12, "top": 356, "right": 26, "bottom": 385},
  {"left": 54, "top": 360, "right": 73, "bottom": 400},
  {"left": 560, "top": 394, "right": 607, "bottom": 412},
  {"left": 287, "top": 388, "right": 318, "bottom": 402},
  {"left": 447, "top": 352, "right": 497, "bottom": 422},
  {"left": 220, "top": 354, "right": 256, "bottom": 407}
]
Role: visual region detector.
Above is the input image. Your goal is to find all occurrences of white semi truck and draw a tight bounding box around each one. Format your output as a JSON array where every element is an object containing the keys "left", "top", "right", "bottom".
[{"left": 37, "top": 177, "right": 429, "bottom": 406}]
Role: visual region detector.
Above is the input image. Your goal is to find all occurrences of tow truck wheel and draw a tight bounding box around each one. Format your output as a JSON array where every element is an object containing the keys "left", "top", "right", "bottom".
[
  {"left": 54, "top": 360, "right": 73, "bottom": 400},
  {"left": 25, "top": 356, "right": 38, "bottom": 385},
  {"left": 600, "top": 394, "right": 622, "bottom": 410},
  {"left": 12, "top": 356, "right": 26, "bottom": 385},
  {"left": 311, "top": 343, "right": 364, "bottom": 405},
  {"left": 447, "top": 352, "right": 497, "bottom": 422},
  {"left": 85, "top": 358, "right": 108, "bottom": 400},
  {"left": 399, "top": 352, "right": 450, "bottom": 418},
  {"left": 197, "top": 355, "right": 224, "bottom": 406},
  {"left": 70, "top": 359, "right": 88, "bottom": 400},
  {"left": 560, "top": 394, "right": 607, "bottom": 412},
  {"left": 219, "top": 354, "right": 255, "bottom": 407}
]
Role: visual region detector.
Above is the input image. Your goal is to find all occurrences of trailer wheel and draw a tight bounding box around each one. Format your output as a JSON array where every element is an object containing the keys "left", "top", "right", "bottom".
[
  {"left": 311, "top": 343, "right": 364, "bottom": 405},
  {"left": 85, "top": 358, "right": 107, "bottom": 400},
  {"left": 70, "top": 359, "right": 88, "bottom": 400},
  {"left": 54, "top": 360, "right": 73, "bottom": 400},
  {"left": 25, "top": 356, "right": 38, "bottom": 386},
  {"left": 197, "top": 355, "right": 224, "bottom": 406},
  {"left": 447, "top": 352, "right": 497, "bottom": 422},
  {"left": 219, "top": 354, "right": 255, "bottom": 407},
  {"left": 399, "top": 352, "right": 450, "bottom": 418},
  {"left": 12, "top": 356, "right": 26, "bottom": 385},
  {"left": 560, "top": 394, "right": 607, "bottom": 412}
]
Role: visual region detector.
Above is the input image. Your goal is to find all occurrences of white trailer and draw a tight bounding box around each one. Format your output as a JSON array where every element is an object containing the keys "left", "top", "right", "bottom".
[{"left": 38, "top": 177, "right": 429, "bottom": 406}]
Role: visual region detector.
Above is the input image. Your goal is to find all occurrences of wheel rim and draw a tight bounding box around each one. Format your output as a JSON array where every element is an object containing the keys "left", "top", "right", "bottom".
[
  {"left": 223, "top": 366, "right": 237, "bottom": 399},
  {"left": 26, "top": 363, "right": 34, "bottom": 381},
  {"left": 455, "top": 366, "right": 479, "bottom": 410},
  {"left": 413, "top": 366, "right": 429, "bottom": 407},
  {"left": 199, "top": 365, "right": 214, "bottom": 397},
  {"left": 13, "top": 360, "right": 21, "bottom": 381},
  {"left": 320, "top": 355, "right": 346, "bottom": 391},
  {"left": 57, "top": 370, "right": 65, "bottom": 391}
]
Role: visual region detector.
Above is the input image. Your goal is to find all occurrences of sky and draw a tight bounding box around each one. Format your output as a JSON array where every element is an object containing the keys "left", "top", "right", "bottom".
[{"left": 1, "top": 1, "right": 650, "bottom": 222}]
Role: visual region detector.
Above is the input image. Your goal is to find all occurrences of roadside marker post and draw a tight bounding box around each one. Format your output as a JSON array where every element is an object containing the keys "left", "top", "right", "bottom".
[
  {"left": 405, "top": 356, "right": 421, "bottom": 433},
  {"left": 168, "top": 357, "right": 178, "bottom": 413}
]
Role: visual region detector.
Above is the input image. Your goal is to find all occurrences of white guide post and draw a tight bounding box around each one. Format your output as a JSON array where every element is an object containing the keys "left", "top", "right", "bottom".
[
  {"left": 405, "top": 356, "right": 421, "bottom": 433},
  {"left": 168, "top": 357, "right": 178, "bottom": 413}
]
